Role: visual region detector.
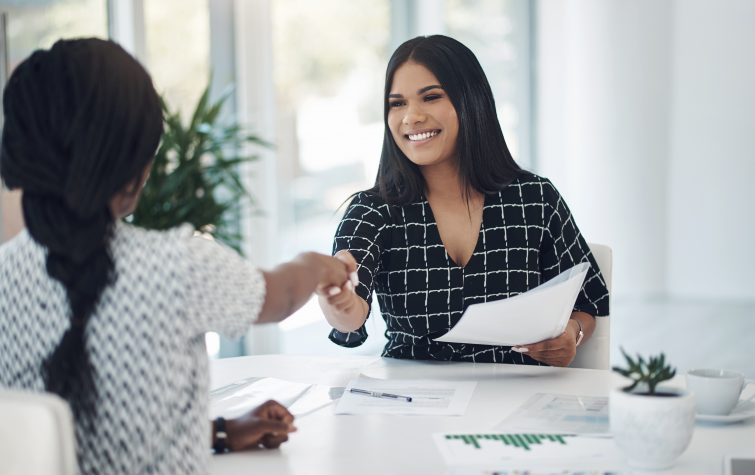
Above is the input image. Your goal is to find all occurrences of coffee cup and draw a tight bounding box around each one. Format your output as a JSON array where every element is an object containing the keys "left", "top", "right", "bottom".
[{"left": 685, "top": 368, "right": 753, "bottom": 416}]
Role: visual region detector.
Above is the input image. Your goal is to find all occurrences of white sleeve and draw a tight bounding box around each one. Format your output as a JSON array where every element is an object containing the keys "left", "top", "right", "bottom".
[{"left": 183, "top": 234, "right": 265, "bottom": 338}]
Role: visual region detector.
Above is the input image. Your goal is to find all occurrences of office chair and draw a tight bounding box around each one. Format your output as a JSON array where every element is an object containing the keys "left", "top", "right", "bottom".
[
  {"left": 570, "top": 243, "right": 613, "bottom": 370},
  {"left": 0, "top": 389, "right": 79, "bottom": 475}
]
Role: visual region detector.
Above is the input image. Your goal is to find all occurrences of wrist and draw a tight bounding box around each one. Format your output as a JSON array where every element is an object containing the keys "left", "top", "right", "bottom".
[
  {"left": 570, "top": 318, "right": 584, "bottom": 347},
  {"left": 212, "top": 417, "right": 230, "bottom": 454}
]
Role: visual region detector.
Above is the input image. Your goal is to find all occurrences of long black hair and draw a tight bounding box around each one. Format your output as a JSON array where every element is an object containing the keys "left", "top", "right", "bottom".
[
  {"left": 0, "top": 38, "right": 162, "bottom": 415},
  {"left": 371, "top": 35, "right": 522, "bottom": 205}
]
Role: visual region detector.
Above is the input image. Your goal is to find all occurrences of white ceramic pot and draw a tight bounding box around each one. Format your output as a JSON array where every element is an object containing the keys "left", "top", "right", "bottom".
[{"left": 610, "top": 386, "right": 696, "bottom": 470}]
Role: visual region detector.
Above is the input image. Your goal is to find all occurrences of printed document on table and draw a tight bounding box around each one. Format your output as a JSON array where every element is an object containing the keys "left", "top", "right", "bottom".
[
  {"left": 495, "top": 393, "right": 610, "bottom": 435},
  {"left": 434, "top": 262, "right": 589, "bottom": 346},
  {"left": 210, "top": 377, "right": 334, "bottom": 418},
  {"left": 335, "top": 375, "right": 476, "bottom": 415}
]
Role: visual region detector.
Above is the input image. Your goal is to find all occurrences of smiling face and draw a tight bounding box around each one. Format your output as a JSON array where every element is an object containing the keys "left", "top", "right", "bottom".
[{"left": 387, "top": 61, "right": 459, "bottom": 169}]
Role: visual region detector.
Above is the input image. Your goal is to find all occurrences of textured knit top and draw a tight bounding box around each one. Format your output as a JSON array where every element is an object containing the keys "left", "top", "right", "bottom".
[
  {"left": 329, "top": 173, "right": 609, "bottom": 364},
  {"left": 0, "top": 223, "right": 265, "bottom": 475}
]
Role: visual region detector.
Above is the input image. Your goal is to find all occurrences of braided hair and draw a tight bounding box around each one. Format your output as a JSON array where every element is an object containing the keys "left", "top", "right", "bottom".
[{"left": 0, "top": 38, "right": 162, "bottom": 415}]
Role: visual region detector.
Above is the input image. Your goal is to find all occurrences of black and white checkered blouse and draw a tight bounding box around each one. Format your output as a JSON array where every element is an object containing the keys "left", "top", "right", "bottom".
[
  {"left": 329, "top": 173, "right": 609, "bottom": 364},
  {"left": 0, "top": 223, "right": 265, "bottom": 475}
]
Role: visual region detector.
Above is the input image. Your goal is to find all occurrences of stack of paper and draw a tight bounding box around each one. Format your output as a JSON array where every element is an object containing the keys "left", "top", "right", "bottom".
[{"left": 434, "top": 262, "right": 589, "bottom": 346}]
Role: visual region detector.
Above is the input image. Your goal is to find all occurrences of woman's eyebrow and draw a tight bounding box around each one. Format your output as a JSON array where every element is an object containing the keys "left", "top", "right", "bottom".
[
  {"left": 388, "top": 85, "right": 443, "bottom": 99},
  {"left": 417, "top": 85, "right": 442, "bottom": 94}
]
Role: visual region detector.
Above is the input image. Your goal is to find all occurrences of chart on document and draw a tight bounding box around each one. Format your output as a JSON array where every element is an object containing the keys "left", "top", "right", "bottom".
[
  {"left": 433, "top": 432, "right": 622, "bottom": 467},
  {"left": 496, "top": 393, "right": 610, "bottom": 434}
]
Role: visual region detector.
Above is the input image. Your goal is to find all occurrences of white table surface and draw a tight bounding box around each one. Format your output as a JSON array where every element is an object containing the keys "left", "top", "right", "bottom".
[{"left": 209, "top": 355, "right": 755, "bottom": 475}]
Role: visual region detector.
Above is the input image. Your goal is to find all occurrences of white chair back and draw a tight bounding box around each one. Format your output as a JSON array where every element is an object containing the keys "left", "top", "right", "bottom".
[
  {"left": 570, "top": 243, "right": 612, "bottom": 369},
  {"left": 0, "top": 389, "right": 78, "bottom": 475}
]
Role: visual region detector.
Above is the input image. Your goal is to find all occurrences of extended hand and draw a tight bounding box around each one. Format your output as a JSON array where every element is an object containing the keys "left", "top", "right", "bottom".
[
  {"left": 314, "top": 250, "right": 358, "bottom": 299},
  {"left": 317, "top": 250, "right": 360, "bottom": 311},
  {"left": 226, "top": 400, "right": 297, "bottom": 450}
]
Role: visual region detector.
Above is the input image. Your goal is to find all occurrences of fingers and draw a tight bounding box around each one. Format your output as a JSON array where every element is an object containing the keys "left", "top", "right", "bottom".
[
  {"left": 334, "top": 250, "right": 359, "bottom": 291},
  {"left": 515, "top": 330, "right": 573, "bottom": 353},
  {"left": 315, "top": 252, "right": 359, "bottom": 298},
  {"left": 260, "top": 432, "right": 289, "bottom": 449},
  {"left": 513, "top": 332, "right": 576, "bottom": 367},
  {"left": 319, "top": 280, "right": 358, "bottom": 313},
  {"left": 527, "top": 348, "right": 574, "bottom": 367},
  {"left": 252, "top": 418, "right": 294, "bottom": 437},
  {"left": 253, "top": 400, "right": 296, "bottom": 429},
  {"left": 334, "top": 250, "right": 358, "bottom": 273}
]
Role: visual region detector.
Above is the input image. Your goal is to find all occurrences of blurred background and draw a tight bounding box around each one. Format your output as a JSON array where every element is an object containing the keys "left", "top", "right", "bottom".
[{"left": 0, "top": 0, "right": 753, "bottom": 375}]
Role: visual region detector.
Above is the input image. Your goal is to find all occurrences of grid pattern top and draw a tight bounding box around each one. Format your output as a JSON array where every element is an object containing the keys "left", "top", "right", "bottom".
[
  {"left": 329, "top": 173, "right": 609, "bottom": 364},
  {"left": 0, "top": 223, "right": 265, "bottom": 475}
]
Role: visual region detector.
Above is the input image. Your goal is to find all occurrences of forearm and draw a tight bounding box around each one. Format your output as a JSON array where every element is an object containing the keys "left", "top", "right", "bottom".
[
  {"left": 317, "top": 292, "right": 369, "bottom": 332},
  {"left": 257, "top": 253, "right": 323, "bottom": 323}
]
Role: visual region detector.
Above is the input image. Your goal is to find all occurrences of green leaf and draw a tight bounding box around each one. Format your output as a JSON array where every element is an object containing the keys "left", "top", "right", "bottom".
[{"left": 130, "top": 76, "right": 269, "bottom": 256}]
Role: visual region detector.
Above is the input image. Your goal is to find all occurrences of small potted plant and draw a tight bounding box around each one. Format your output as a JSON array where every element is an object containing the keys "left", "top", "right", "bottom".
[{"left": 610, "top": 348, "right": 696, "bottom": 470}]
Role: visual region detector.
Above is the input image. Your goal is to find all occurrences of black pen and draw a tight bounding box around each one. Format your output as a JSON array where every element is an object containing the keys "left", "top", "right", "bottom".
[{"left": 349, "top": 387, "right": 413, "bottom": 402}]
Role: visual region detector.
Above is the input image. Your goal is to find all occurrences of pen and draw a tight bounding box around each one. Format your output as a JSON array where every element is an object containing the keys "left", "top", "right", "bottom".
[{"left": 349, "top": 387, "right": 413, "bottom": 402}]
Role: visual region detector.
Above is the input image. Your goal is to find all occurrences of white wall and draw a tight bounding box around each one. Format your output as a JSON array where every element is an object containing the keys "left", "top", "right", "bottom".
[
  {"left": 666, "top": 0, "right": 755, "bottom": 300},
  {"left": 536, "top": 0, "right": 755, "bottom": 301},
  {"left": 536, "top": 0, "right": 674, "bottom": 298}
]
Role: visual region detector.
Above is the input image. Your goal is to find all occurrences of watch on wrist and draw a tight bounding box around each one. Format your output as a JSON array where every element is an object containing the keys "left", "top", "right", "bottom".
[
  {"left": 572, "top": 318, "right": 584, "bottom": 347},
  {"left": 213, "top": 417, "right": 229, "bottom": 454}
]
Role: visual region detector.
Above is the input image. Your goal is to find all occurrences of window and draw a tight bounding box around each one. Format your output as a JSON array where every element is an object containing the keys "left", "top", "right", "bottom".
[
  {"left": 446, "top": 0, "right": 532, "bottom": 167},
  {"left": 143, "top": 0, "right": 210, "bottom": 118},
  {"left": 270, "top": 0, "right": 390, "bottom": 354},
  {"left": 0, "top": 0, "right": 108, "bottom": 243}
]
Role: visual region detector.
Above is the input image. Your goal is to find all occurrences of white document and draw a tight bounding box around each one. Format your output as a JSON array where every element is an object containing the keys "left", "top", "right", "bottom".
[
  {"left": 335, "top": 375, "right": 476, "bottom": 415},
  {"left": 433, "top": 432, "right": 624, "bottom": 471},
  {"left": 210, "top": 377, "right": 334, "bottom": 419},
  {"left": 495, "top": 393, "right": 610, "bottom": 435},
  {"left": 434, "top": 262, "right": 590, "bottom": 346}
]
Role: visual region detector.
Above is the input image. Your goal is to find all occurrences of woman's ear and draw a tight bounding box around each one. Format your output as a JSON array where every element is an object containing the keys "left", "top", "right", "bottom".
[{"left": 109, "top": 162, "right": 153, "bottom": 219}]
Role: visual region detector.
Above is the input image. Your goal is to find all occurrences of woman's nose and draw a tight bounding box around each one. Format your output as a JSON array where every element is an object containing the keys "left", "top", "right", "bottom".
[{"left": 402, "top": 104, "right": 426, "bottom": 125}]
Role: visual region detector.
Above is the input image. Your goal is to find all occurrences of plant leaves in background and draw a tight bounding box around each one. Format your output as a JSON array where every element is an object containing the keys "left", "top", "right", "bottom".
[{"left": 130, "top": 81, "right": 269, "bottom": 255}]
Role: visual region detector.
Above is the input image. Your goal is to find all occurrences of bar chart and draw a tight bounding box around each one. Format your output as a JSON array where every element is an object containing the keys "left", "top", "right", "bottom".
[
  {"left": 434, "top": 432, "right": 622, "bottom": 469},
  {"left": 445, "top": 433, "right": 573, "bottom": 451}
]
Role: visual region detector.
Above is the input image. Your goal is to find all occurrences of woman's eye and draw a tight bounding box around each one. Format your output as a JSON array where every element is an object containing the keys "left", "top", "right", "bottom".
[
  {"left": 424, "top": 94, "right": 442, "bottom": 101},
  {"left": 388, "top": 100, "right": 405, "bottom": 108}
]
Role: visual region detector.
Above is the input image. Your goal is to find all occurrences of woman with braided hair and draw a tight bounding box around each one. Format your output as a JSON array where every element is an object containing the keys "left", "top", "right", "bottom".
[{"left": 0, "top": 38, "right": 357, "bottom": 474}]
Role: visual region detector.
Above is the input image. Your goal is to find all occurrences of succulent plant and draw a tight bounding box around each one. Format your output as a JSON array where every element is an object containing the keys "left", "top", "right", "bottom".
[{"left": 612, "top": 347, "right": 677, "bottom": 395}]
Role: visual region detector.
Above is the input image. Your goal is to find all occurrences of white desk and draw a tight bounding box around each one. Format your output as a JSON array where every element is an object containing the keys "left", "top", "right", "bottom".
[{"left": 209, "top": 355, "right": 755, "bottom": 475}]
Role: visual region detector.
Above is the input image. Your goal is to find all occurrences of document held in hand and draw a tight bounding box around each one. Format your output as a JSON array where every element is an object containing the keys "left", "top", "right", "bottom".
[{"left": 434, "top": 262, "right": 590, "bottom": 346}]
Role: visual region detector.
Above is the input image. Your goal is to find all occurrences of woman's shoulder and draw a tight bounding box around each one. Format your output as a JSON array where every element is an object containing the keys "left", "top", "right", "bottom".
[
  {"left": 495, "top": 172, "right": 559, "bottom": 201},
  {"left": 512, "top": 171, "right": 553, "bottom": 187},
  {"left": 0, "top": 230, "right": 42, "bottom": 272},
  {"left": 344, "top": 190, "right": 396, "bottom": 218},
  {"left": 349, "top": 190, "right": 389, "bottom": 208},
  {"left": 115, "top": 222, "right": 194, "bottom": 245},
  {"left": 112, "top": 222, "right": 197, "bottom": 262}
]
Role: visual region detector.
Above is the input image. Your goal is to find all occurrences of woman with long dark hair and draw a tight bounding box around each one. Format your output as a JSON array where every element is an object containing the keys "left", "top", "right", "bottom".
[
  {"left": 0, "top": 38, "right": 356, "bottom": 473},
  {"left": 318, "top": 35, "right": 609, "bottom": 367}
]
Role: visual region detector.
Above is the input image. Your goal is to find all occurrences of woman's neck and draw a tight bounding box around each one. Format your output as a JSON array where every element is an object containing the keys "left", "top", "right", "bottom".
[
  {"left": 422, "top": 161, "right": 462, "bottom": 199},
  {"left": 421, "top": 161, "right": 481, "bottom": 204}
]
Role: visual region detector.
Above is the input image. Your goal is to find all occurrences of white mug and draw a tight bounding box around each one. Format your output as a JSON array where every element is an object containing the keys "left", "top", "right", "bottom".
[{"left": 686, "top": 368, "right": 754, "bottom": 416}]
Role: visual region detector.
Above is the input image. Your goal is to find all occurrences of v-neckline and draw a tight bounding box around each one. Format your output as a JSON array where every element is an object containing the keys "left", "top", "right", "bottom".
[{"left": 423, "top": 193, "right": 487, "bottom": 270}]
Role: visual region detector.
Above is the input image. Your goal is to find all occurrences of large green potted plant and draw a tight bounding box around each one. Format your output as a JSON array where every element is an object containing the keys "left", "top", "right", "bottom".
[
  {"left": 130, "top": 83, "right": 267, "bottom": 254},
  {"left": 610, "top": 348, "right": 695, "bottom": 470}
]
